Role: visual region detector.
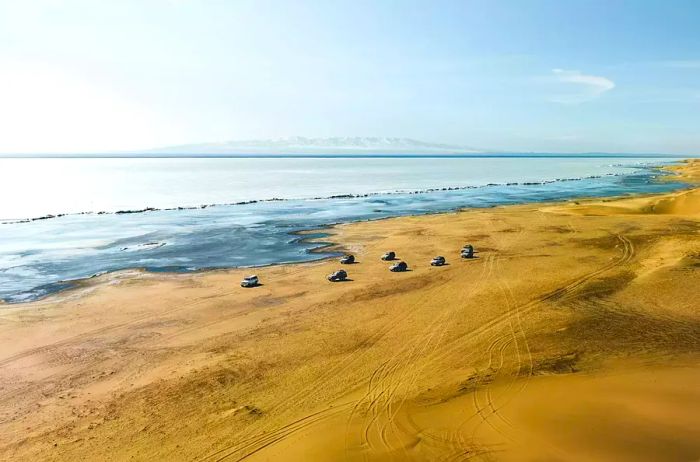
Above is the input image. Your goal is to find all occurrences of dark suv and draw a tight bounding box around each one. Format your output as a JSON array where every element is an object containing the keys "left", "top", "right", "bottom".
[
  {"left": 327, "top": 269, "right": 348, "bottom": 282},
  {"left": 340, "top": 254, "right": 355, "bottom": 264},
  {"left": 431, "top": 256, "right": 446, "bottom": 266},
  {"left": 461, "top": 245, "right": 475, "bottom": 258}
]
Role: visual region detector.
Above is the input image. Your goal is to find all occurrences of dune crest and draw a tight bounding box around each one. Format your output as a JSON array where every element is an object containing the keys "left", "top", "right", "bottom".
[{"left": 546, "top": 159, "right": 700, "bottom": 216}]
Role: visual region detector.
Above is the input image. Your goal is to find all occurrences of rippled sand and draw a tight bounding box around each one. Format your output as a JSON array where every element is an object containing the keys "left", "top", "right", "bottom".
[{"left": 0, "top": 160, "right": 698, "bottom": 461}]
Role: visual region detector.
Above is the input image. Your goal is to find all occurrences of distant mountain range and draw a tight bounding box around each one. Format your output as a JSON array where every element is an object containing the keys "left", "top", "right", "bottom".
[
  {"left": 147, "top": 137, "right": 484, "bottom": 155},
  {"left": 1, "top": 137, "right": 689, "bottom": 157}
]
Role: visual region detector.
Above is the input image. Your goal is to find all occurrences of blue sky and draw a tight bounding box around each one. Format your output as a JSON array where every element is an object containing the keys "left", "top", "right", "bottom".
[{"left": 0, "top": 0, "right": 698, "bottom": 154}]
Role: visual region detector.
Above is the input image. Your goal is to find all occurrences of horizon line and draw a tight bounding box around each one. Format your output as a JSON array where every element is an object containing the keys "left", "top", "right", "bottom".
[{"left": 0, "top": 153, "right": 695, "bottom": 159}]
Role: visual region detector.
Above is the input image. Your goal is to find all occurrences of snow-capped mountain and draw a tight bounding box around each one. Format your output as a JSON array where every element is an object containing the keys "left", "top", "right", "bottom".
[{"left": 148, "top": 137, "right": 482, "bottom": 155}]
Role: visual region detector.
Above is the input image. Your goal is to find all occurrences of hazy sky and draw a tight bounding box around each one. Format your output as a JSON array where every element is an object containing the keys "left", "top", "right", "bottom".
[{"left": 1, "top": 0, "right": 699, "bottom": 154}]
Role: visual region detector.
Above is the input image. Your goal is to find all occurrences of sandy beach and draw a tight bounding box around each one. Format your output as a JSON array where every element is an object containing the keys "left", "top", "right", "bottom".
[{"left": 0, "top": 160, "right": 698, "bottom": 461}]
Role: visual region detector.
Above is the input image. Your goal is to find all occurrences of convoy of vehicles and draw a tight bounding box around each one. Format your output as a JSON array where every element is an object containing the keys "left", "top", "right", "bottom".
[{"left": 239, "top": 245, "right": 477, "bottom": 287}]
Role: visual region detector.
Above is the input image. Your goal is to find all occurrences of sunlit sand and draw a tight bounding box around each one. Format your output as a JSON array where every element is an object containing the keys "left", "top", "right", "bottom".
[{"left": 0, "top": 160, "right": 698, "bottom": 461}]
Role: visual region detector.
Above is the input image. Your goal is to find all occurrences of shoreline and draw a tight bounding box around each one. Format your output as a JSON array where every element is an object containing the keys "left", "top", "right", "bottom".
[
  {"left": 0, "top": 162, "right": 690, "bottom": 305},
  {"left": 0, "top": 167, "right": 659, "bottom": 225},
  {"left": 0, "top": 159, "right": 697, "bottom": 460}
]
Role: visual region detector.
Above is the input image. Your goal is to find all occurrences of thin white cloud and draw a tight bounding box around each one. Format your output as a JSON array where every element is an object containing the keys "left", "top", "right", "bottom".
[{"left": 548, "top": 68, "right": 615, "bottom": 104}]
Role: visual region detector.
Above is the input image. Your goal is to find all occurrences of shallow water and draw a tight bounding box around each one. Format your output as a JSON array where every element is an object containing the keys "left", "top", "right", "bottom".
[{"left": 0, "top": 157, "right": 687, "bottom": 303}]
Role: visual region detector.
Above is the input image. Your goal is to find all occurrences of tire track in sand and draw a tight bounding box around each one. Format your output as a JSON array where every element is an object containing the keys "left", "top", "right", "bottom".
[{"left": 442, "top": 233, "right": 634, "bottom": 459}]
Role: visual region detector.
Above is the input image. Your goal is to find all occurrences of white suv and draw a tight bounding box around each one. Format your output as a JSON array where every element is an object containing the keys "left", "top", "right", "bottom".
[{"left": 240, "top": 275, "right": 260, "bottom": 287}]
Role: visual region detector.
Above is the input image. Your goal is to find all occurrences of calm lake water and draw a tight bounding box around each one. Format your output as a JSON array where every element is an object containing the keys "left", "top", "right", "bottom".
[
  {"left": 0, "top": 156, "right": 680, "bottom": 220},
  {"left": 0, "top": 156, "right": 687, "bottom": 303}
]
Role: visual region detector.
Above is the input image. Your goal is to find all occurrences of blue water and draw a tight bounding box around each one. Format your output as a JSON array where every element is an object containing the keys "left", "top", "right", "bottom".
[{"left": 0, "top": 158, "right": 688, "bottom": 303}]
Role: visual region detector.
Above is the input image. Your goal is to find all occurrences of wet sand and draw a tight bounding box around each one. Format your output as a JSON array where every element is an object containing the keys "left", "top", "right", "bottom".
[{"left": 0, "top": 160, "right": 698, "bottom": 461}]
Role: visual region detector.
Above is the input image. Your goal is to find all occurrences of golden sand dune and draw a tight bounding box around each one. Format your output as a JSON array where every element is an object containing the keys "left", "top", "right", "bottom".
[
  {"left": 0, "top": 160, "right": 698, "bottom": 461},
  {"left": 556, "top": 186, "right": 700, "bottom": 217}
]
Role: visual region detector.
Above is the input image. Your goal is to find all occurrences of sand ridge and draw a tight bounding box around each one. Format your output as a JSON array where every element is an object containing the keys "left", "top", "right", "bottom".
[{"left": 0, "top": 160, "right": 698, "bottom": 461}]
